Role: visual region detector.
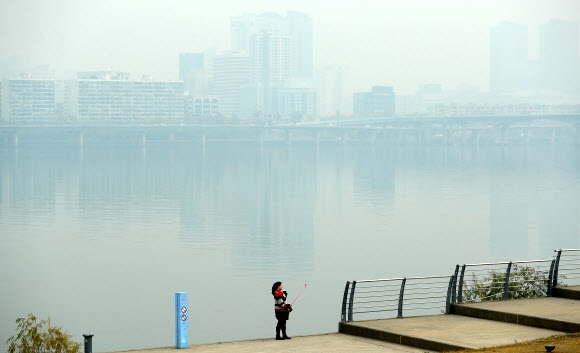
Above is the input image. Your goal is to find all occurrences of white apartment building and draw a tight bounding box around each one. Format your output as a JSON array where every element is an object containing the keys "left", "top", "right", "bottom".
[
  {"left": 1, "top": 78, "right": 55, "bottom": 121},
  {"left": 68, "top": 72, "right": 184, "bottom": 121}
]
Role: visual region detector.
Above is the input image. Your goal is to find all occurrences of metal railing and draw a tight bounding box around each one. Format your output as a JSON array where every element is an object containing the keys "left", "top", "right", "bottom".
[
  {"left": 456, "top": 259, "right": 554, "bottom": 303},
  {"left": 341, "top": 275, "right": 455, "bottom": 322},
  {"left": 341, "top": 248, "right": 580, "bottom": 322},
  {"left": 553, "top": 249, "right": 580, "bottom": 286}
]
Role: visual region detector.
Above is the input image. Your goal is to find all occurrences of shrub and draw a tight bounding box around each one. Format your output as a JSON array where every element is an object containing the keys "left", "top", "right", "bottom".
[
  {"left": 5, "top": 313, "right": 81, "bottom": 353},
  {"left": 463, "top": 265, "right": 553, "bottom": 302}
]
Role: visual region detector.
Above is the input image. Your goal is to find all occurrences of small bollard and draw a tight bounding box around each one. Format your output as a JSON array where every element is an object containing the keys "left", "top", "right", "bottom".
[
  {"left": 175, "top": 292, "right": 188, "bottom": 348},
  {"left": 83, "top": 334, "right": 94, "bottom": 353}
]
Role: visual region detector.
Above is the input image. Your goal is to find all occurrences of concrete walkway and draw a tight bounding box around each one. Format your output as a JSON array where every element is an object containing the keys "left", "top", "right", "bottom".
[
  {"left": 106, "top": 287, "right": 580, "bottom": 353},
  {"left": 109, "top": 333, "right": 435, "bottom": 353},
  {"left": 340, "top": 286, "right": 580, "bottom": 351}
]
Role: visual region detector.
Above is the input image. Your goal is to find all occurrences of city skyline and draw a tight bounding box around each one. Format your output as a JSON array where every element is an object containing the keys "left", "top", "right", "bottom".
[{"left": 1, "top": 0, "right": 580, "bottom": 95}]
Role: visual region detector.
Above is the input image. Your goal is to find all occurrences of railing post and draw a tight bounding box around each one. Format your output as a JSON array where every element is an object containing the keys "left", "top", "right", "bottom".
[
  {"left": 503, "top": 262, "right": 512, "bottom": 300},
  {"left": 547, "top": 259, "right": 555, "bottom": 296},
  {"left": 397, "top": 278, "right": 406, "bottom": 318},
  {"left": 553, "top": 249, "right": 563, "bottom": 287},
  {"left": 348, "top": 281, "right": 356, "bottom": 322},
  {"left": 452, "top": 264, "right": 459, "bottom": 304},
  {"left": 458, "top": 265, "right": 466, "bottom": 303},
  {"left": 445, "top": 274, "right": 455, "bottom": 314},
  {"left": 341, "top": 281, "right": 350, "bottom": 322}
]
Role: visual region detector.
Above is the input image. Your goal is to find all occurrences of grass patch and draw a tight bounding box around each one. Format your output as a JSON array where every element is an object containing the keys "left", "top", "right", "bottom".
[{"left": 442, "top": 333, "right": 580, "bottom": 353}]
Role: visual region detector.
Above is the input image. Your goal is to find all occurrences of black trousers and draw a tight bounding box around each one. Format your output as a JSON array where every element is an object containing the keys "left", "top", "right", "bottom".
[{"left": 276, "top": 318, "right": 287, "bottom": 337}]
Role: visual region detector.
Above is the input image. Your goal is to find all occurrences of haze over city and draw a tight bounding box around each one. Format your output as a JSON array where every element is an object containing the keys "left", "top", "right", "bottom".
[{"left": 1, "top": 0, "right": 580, "bottom": 94}]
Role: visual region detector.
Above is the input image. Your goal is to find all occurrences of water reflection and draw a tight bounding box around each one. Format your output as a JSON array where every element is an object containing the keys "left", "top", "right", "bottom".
[{"left": 0, "top": 142, "right": 578, "bottom": 352}]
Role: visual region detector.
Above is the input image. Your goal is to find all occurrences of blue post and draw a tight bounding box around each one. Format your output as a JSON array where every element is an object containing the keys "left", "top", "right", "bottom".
[{"left": 175, "top": 292, "right": 188, "bottom": 348}]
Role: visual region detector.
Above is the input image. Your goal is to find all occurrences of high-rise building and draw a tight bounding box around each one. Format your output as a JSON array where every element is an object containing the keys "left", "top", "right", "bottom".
[
  {"left": 179, "top": 52, "right": 208, "bottom": 95},
  {"left": 316, "top": 66, "right": 348, "bottom": 117},
  {"left": 489, "top": 22, "right": 529, "bottom": 92},
  {"left": 353, "top": 86, "right": 395, "bottom": 117},
  {"left": 212, "top": 51, "right": 250, "bottom": 118},
  {"left": 249, "top": 31, "right": 292, "bottom": 115},
  {"left": 271, "top": 88, "right": 316, "bottom": 118},
  {"left": 539, "top": 19, "right": 579, "bottom": 92},
  {"left": 1, "top": 77, "right": 55, "bottom": 121},
  {"left": 231, "top": 13, "right": 288, "bottom": 52},
  {"left": 287, "top": 11, "right": 313, "bottom": 79},
  {"left": 230, "top": 12, "right": 315, "bottom": 118}
]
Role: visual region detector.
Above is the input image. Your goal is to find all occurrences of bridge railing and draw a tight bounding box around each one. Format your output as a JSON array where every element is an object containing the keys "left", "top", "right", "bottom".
[
  {"left": 553, "top": 249, "right": 580, "bottom": 287},
  {"left": 341, "top": 275, "right": 455, "bottom": 322}
]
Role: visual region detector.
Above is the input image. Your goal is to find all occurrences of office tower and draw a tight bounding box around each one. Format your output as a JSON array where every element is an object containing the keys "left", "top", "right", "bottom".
[
  {"left": 539, "top": 19, "right": 579, "bottom": 92},
  {"left": 231, "top": 13, "right": 288, "bottom": 52},
  {"left": 212, "top": 51, "right": 250, "bottom": 118},
  {"left": 249, "top": 31, "right": 292, "bottom": 115},
  {"left": 287, "top": 11, "right": 313, "bottom": 79},
  {"left": 353, "top": 86, "right": 395, "bottom": 117},
  {"left": 316, "top": 66, "right": 348, "bottom": 117},
  {"left": 179, "top": 52, "right": 208, "bottom": 95},
  {"left": 231, "top": 12, "right": 315, "bottom": 118},
  {"left": 489, "top": 22, "right": 529, "bottom": 92},
  {"left": 1, "top": 76, "right": 55, "bottom": 121},
  {"left": 271, "top": 88, "right": 316, "bottom": 117}
]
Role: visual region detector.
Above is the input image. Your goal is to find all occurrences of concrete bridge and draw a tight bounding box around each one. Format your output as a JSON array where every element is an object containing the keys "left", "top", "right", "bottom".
[{"left": 1, "top": 114, "right": 579, "bottom": 147}]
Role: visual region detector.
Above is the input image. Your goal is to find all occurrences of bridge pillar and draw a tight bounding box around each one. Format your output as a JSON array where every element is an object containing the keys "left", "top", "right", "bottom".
[
  {"left": 442, "top": 125, "right": 450, "bottom": 145},
  {"left": 13, "top": 134, "right": 18, "bottom": 148},
  {"left": 423, "top": 127, "right": 431, "bottom": 145},
  {"left": 79, "top": 133, "right": 84, "bottom": 148},
  {"left": 370, "top": 132, "right": 377, "bottom": 146},
  {"left": 342, "top": 132, "right": 348, "bottom": 145},
  {"left": 141, "top": 133, "right": 147, "bottom": 148},
  {"left": 496, "top": 125, "right": 508, "bottom": 145},
  {"left": 551, "top": 128, "right": 557, "bottom": 146},
  {"left": 520, "top": 128, "right": 527, "bottom": 145},
  {"left": 169, "top": 133, "right": 175, "bottom": 143},
  {"left": 201, "top": 134, "right": 206, "bottom": 147},
  {"left": 316, "top": 132, "right": 321, "bottom": 146},
  {"left": 286, "top": 131, "right": 292, "bottom": 145}
]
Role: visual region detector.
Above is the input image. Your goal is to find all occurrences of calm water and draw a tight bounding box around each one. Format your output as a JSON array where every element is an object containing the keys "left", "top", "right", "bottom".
[{"left": 1, "top": 142, "right": 579, "bottom": 352}]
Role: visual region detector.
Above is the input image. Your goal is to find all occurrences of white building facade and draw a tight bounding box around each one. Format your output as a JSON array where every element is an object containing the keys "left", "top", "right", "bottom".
[
  {"left": 68, "top": 72, "right": 184, "bottom": 121},
  {"left": 1, "top": 78, "right": 55, "bottom": 121}
]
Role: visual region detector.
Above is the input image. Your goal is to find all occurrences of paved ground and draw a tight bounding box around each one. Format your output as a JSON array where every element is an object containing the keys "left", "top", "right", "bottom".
[
  {"left": 106, "top": 287, "right": 580, "bottom": 353},
  {"left": 456, "top": 296, "right": 580, "bottom": 325},
  {"left": 341, "top": 314, "right": 563, "bottom": 350},
  {"left": 108, "top": 333, "right": 435, "bottom": 353}
]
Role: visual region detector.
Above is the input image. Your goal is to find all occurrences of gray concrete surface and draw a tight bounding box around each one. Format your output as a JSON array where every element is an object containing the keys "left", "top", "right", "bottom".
[
  {"left": 107, "top": 333, "right": 435, "bottom": 353},
  {"left": 451, "top": 297, "right": 580, "bottom": 332},
  {"left": 340, "top": 313, "right": 563, "bottom": 351},
  {"left": 106, "top": 286, "right": 580, "bottom": 353}
]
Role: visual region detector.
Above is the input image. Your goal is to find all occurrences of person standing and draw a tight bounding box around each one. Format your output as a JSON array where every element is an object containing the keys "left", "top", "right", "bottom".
[{"left": 271, "top": 281, "right": 292, "bottom": 340}]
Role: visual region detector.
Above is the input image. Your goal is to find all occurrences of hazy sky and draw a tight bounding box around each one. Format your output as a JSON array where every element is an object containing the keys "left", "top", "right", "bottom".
[{"left": 1, "top": 0, "right": 579, "bottom": 93}]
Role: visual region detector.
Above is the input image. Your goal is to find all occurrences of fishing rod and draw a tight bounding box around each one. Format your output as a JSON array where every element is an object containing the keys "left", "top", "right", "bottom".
[{"left": 290, "top": 283, "right": 307, "bottom": 306}]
